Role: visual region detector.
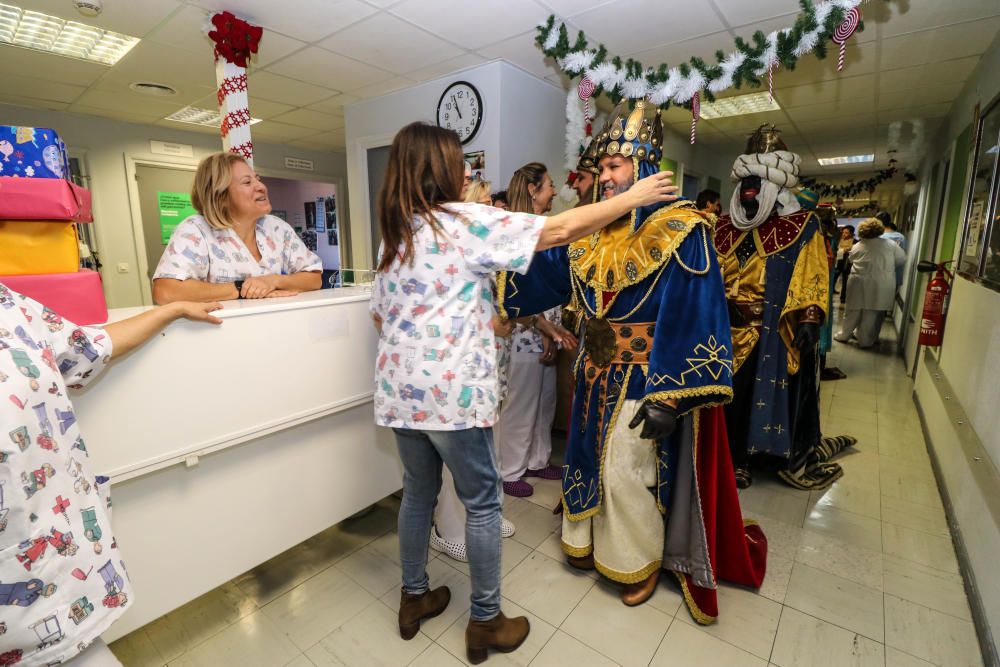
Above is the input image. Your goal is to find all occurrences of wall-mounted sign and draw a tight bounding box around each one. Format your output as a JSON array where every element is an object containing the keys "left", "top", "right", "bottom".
[
  {"left": 157, "top": 191, "right": 198, "bottom": 244},
  {"left": 285, "top": 157, "right": 314, "bottom": 171},
  {"left": 150, "top": 140, "right": 194, "bottom": 157}
]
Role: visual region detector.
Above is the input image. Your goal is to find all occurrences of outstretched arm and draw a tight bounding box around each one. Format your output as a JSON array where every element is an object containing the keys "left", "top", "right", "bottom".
[{"left": 105, "top": 302, "right": 223, "bottom": 358}]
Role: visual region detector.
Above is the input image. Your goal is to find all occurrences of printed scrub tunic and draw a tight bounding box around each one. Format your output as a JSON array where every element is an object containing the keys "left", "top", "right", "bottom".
[
  {"left": 371, "top": 203, "right": 544, "bottom": 431},
  {"left": 153, "top": 214, "right": 322, "bottom": 283},
  {"left": 0, "top": 285, "right": 131, "bottom": 666}
]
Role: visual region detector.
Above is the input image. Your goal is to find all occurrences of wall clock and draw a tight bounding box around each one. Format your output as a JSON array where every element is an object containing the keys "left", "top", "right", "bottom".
[{"left": 436, "top": 81, "right": 483, "bottom": 144}]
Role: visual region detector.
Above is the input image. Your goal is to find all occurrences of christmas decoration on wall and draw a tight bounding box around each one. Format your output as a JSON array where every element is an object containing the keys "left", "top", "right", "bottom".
[
  {"left": 832, "top": 6, "right": 861, "bottom": 71},
  {"left": 206, "top": 11, "right": 263, "bottom": 165},
  {"left": 837, "top": 201, "right": 881, "bottom": 217},
  {"left": 800, "top": 159, "right": 898, "bottom": 199},
  {"left": 536, "top": 0, "right": 870, "bottom": 112}
]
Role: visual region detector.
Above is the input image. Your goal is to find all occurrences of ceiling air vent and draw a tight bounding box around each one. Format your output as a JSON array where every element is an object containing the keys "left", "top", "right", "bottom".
[{"left": 130, "top": 82, "right": 177, "bottom": 96}]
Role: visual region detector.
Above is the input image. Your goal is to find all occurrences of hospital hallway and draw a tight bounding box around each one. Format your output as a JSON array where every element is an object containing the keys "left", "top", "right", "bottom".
[{"left": 107, "top": 324, "right": 987, "bottom": 667}]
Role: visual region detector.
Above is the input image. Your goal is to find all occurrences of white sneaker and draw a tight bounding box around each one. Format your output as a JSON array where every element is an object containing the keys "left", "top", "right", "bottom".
[
  {"left": 501, "top": 517, "right": 516, "bottom": 538},
  {"left": 429, "top": 527, "right": 467, "bottom": 562}
]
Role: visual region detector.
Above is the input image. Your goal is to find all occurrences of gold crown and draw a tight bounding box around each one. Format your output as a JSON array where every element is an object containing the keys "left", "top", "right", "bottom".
[
  {"left": 745, "top": 124, "right": 788, "bottom": 154},
  {"left": 593, "top": 99, "right": 663, "bottom": 165},
  {"left": 576, "top": 136, "right": 601, "bottom": 175}
]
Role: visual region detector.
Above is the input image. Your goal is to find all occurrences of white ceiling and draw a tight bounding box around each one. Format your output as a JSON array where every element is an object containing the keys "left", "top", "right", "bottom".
[{"left": 2, "top": 0, "right": 998, "bottom": 170}]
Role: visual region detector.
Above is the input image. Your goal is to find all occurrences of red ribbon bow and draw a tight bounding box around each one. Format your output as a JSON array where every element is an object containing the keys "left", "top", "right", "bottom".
[{"left": 208, "top": 11, "right": 263, "bottom": 68}]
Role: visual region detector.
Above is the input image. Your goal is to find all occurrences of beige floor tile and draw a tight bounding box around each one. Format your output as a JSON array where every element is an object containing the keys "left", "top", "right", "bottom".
[
  {"left": 802, "top": 504, "right": 883, "bottom": 552},
  {"left": 884, "top": 594, "right": 982, "bottom": 667},
  {"left": 436, "top": 597, "right": 557, "bottom": 666},
  {"left": 366, "top": 530, "right": 403, "bottom": 566},
  {"left": 808, "top": 483, "right": 881, "bottom": 520},
  {"left": 651, "top": 619, "right": 765, "bottom": 667},
  {"left": 828, "top": 404, "right": 878, "bottom": 427},
  {"left": 783, "top": 562, "right": 884, "bottom": 641},
  {"left": 502, "top": 498, "right": 562, "bottom": 549},
  {"left": 739, "top": 486, "right": 808, "bottom": 528},
  {"left": 234, "top": 542, "right": 340, "bottom": 607},
  {"left": 262, "top": 563, "right": 377, "bottom": 650},
  {"left": 879, "top": 454, "right": 935, "bottom": 481},
  {"left": 645, "top": 575, "right": 684, "bottom": 617},
  {"left": 109, "top": 628, "right": 167, "bottom": 667},
  {"left": 743, "top": 513, "right": 803, "bottom": 557},
  {"left": 532, "top": 532, "right": 600, "bottom": 580},
  {"left": 796, "top": 529, "right": 883, "bottom": 591},
  {"left": 144, "top": 582, "right": 258, "bottom": 662},
  {"left": 337, "top": 541, "right": 407, "bottom": 597},
  {"left": 675, "top": 584, "right": 782, "bottom": 660},
  {"left": 410, "top": 643, "right": 466, "bottom": 667},
  {"left": 523, "top": 478, "right": 563, "bottom": 513},
  {"left": 284, "top": 655, "right": 315, "bottom": 667},
  {"left": 757, "top": 553, "right": 793, "bottom": 604},
  {"left": 880, "top": 495, "right": 949, "bottom": 537},
  {"left": 438, "top": 533, "right": 533, "bottom": 579},
  {"left": 306, "top": 601, "right": 431, "bottom": 667},
  {"left": 175, "top": 610, "right": 301, "bottom": 667},
  {"left": 771, "top": 606, "right": 884, "bottom": 667},
  {"left": 882, "top": 523, "right": 959, "bottom": 574},
  {"left": 877, "top": 432, "right": 931, "bottom": 465},
  {"left": 880, "top": 475, "right": 943, "bottom": 510},
  {"left": 882, "top": 555, "right": 972, "bottom": 621},
  {"left": 831, "top": 451, "right": 881, "bottom": 491},
  {"left": 562, "top": 581, "right": 671, "bottom": 666},
  {"left": 379, "top": 557, "right": 472, "bottom": 640},
  {"left": 501, "top": 552, "right": 596, "bottom": 626},
  {"left": 885, "top": 647, "right": 938, "bottom": 666},
  {"left": 530, "top": 630, "right": 619, "bottom": 667}
]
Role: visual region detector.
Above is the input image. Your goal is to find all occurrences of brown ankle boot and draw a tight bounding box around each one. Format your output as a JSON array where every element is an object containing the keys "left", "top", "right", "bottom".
[
  {"left": 566, "top": 553, "right": 595, "bottom": 571},
  {"left": 398, "top": 586, "right": 451, "bottom": 640},
  {"left": 465, "top": 612, "right": 530, "bottom": 664},
  {"left": 621, "top": 570, "right": 659, "bottom": 606}
]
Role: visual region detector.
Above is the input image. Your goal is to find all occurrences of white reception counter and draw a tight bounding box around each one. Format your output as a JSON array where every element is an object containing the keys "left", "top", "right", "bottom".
[{"left": 71, "top": 288, "right": 400, "bottom": 640}]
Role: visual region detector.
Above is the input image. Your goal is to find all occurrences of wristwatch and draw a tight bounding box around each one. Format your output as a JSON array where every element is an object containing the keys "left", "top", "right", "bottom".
[{"left": 233, "top": 280, "right": 245, "bottom": 299}]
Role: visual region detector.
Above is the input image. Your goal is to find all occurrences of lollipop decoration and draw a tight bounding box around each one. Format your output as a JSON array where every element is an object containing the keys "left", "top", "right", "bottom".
[
  {"left": 578, "top": 75, "right": 596, "bottom": 132},
  {"left": 833, "top": 7, "right": 861, "bottom": 72}
]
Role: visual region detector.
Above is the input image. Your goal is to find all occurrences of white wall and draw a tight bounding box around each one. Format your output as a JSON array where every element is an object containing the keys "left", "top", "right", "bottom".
[{"left": 0, "top": 103, "right": 348, "bottom": 308}]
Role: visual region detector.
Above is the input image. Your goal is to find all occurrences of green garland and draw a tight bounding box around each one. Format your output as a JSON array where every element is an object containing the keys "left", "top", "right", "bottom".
[
  {"left": 536, "top": 0, "right": 874, "bottom": 110},
  {"left": 800, "top": 162, "right": 898, "bottom": 199},
  {"left": 837, "top": 202, "right": 881, "bottom": 217}
]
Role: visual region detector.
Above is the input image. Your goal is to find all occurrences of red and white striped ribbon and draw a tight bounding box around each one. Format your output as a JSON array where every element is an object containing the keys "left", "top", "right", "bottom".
[{"left": 690, "top": 92, "right": 700, "bottom": 145}]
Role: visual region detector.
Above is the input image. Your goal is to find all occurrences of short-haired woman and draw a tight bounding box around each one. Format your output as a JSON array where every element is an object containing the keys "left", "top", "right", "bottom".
[
  {"left": 153, "top": 152, "right": 322, "bottom": 303},
  {"left": 371, "top": 122, "right": 676, "bottom": 662},
  {"left": 464, "top": 179, "right": 493, "bottom": 205}
]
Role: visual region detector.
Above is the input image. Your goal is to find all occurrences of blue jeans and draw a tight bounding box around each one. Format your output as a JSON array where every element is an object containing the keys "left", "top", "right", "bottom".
[{"left": 393, "top": 427, "right": 502, "bottom": 621}]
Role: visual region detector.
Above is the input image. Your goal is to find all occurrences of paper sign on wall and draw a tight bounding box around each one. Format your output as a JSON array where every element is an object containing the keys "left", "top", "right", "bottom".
[
  {"left": 158, "top": 191, "right": 198, "bottom": 244},
  {"left": 315, "top": 197, "right": 327, "bottom": 233}
]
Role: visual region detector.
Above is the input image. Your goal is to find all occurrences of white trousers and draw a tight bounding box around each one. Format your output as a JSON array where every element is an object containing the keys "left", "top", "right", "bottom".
[
  {"left": 434, "top": 414, "right": 507, "bottom": 543},
  {"left": 66, "top": 639, "right": 123, "bottom": 666},
  {"left": 497, "top": 354, "right": 558, "bottom": 482},
  {"left": 836, "top": 308, "right": 886, "bottom": 348},
  {"left": 561, "top": 399, "right": 664, "bottom": 582}
]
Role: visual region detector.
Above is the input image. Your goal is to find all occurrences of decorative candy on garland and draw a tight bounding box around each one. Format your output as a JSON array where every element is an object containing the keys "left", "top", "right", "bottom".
[
  {"left": 206, "top": 11, "right": 263, "bottom": 165},
  {"left": 690, "top": 91, "right": 700, "bottom": 145},
  {"left": 832, "top": 6, "right": 861, "bottom": 72},
  {"left": 578, "top": 75, "right": 596, "bottom": 129}
]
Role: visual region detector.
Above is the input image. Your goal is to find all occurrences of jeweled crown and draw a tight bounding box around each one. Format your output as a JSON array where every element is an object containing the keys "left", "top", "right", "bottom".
[
  {"left": 576, "top": 136, "right": 601, "bottom": 175},
  {"left": 593, "top": 99, "right": 663, "bottom": 166},
  {"left": 745, "top": 124, "right": 788, "bottom": 154}
]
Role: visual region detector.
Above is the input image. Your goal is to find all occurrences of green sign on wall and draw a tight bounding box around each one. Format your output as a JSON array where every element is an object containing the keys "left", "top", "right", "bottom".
[{"left": 157, "top": 191, "right": 197, "bottom": 244}]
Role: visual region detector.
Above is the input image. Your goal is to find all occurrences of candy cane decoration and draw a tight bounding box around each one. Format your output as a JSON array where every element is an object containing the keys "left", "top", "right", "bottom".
[
  {"left": 833, "top": 7, "right": 860, "bottom": 72},
  {"left": 768, "top": 63, "right": 775, "bottom": 103},
  {"left": 690, "top": 91, "right": 700, "bottom": 145}
]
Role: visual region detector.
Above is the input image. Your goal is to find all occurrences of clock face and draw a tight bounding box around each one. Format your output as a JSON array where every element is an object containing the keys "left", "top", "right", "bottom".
[{"left": 436, "top": 81, "right": 483, "bottom": 144}]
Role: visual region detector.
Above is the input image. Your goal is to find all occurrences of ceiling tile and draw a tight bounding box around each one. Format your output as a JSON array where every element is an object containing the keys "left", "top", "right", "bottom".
[
  {"left": 191, "top": 93, "right": 296, "bottom": 120},
  {"left": 0, "top": 44, "right": 108, "bottom": 87},
  {"left": 0, "top": 95, "right": 70, "bottom": 113},
  {"left": 878, "top": 84, "right": 965, "bottom": 112},
  {"left": 920, "top": 57, "right": 982, "bottom": 85},
  {"left": 101, "top": 41, "right": 218, "bottom": 90},
  {"left": 318, "top": 14, "right": 463, "bottom": 75},
  {"left": 702, "top": 108, "right": 792, "bottom": 134},
  {"left": 478, "top": 30, "right": 562, "bottom": 80},
  {"left": 873, "top": 0, "right": 1000, "bottom": 39},
  {"left": 70, "top": 105, "right": 164, "bottom": 125},
  {"left": 0, "top": 73, "right": 86, "bottom": 104},
  {"left": 926, "top": 18, "right": 1000, "bottom": 62},
  {"left": 535, "top": 0, "right": 614, "bottom": 18},
  {"left": 290, "top": 130, "right": 347, "bottom": 150},
  {"left": 186, "top": 0, "right": 377, "bottom": 42},
  {"left": 405, "top": 54, "right": 488, "bottom": 83},
  {"left": 711, "top": 0, "right": 799, "bottom": 28},
  {"left": 265, "top": 47, "right": 394, "bottom": 92},
  {"left": 271, "top": 108, "right": 346, "bottom": 131},
  {"left": 776, "top": 74, "right": 875, "bottom": 109},
  {"left": 153, "top": 119, "right": 220, "bottom": 135},
  {"left": 778, "top": 41, "right": 876, "bottom": 87},
  {"left": 350, "top": 77, "right": 417, "bottom": 100},
  {"left": 307, "top": 94, "right": 359, "bottom": 114},
  {"left": 250, "top": 121, "right": 317, "bottom": 142},
  {"left": 570, "top": 0, "right": 727, "bottom": 54},
  {"left": 17, "top": 0, "right": 182, "bottom": 37},
  {"left": 391, "top": 0, "right": 550, "bottom": 50},
  {"left": 248, "top": 71, "right": 342, "bottom": 105},
  {"left": 793, "top": 114, "right": 878, "bottom": 138},
  {"left": 69, "top": 87, "right": 184, "bottom": 118},
  {"left": 626, "top": 30, "right": 734, "bottom": 64},
  {"left": 787, "top": 96, "right": 876, "bottom": 124}
]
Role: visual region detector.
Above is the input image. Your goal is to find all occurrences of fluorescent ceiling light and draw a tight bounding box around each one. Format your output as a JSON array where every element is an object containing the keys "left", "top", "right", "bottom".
[
  {"left": 817, "top": 154, "right": 875, "bottom": 166},
  {"left": 165, "top": 106, "right": 263, "bottom": 128},
  {"left": 0, "top": 2, "right": 139, "bottom": 65},
  {"left": 699, "top": 92, "right": 781, "bottom": 119}
]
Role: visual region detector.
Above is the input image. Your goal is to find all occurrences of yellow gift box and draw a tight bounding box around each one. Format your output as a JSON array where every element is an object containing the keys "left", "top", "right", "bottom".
[{"left": 0, "top": 220, "right": 80, "bottom": 275}]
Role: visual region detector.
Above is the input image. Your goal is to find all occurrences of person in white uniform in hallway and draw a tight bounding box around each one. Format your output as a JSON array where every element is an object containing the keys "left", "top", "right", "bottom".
[
  {"left": 835, "top": 217, "right": 906, "bottom": 348},
  {"left": 496, "top": 163, "right": 579, "bottom": 498}
]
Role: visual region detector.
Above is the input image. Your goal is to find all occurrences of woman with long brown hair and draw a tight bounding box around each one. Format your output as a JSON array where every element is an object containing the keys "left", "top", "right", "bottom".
[{"left": 370, "top": 122, "right": 676, "bottom": 663}]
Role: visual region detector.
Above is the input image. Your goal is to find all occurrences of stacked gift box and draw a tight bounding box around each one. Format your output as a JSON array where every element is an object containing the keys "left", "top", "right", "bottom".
[{"left": 0, "top": 125, "right": 108, "bottom": 324}]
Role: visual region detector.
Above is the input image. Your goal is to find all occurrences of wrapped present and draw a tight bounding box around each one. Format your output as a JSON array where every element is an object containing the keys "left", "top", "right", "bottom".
[
  {"left": 0, "top": 269, "right": 107, "bottom": 325},
  {"left": 0, "top": 125, "right": 70, "bottom": 179},
  {"left": 0, "top": 221, "right": 80, "bottom": 275},
  {"left": 0, "top": 177, "right": 93, "bottom": 222}
]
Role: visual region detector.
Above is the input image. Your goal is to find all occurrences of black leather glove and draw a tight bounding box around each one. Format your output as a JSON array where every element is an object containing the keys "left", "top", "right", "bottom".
[
  {"left": 793, "top": 322, "right": 820, "bottom": 351},
  {"left": 628, "top": 402, "right": 679, "bottom": 441}
]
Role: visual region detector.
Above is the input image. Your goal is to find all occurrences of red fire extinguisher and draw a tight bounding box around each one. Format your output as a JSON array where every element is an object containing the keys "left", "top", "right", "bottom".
[{"left": 916, "top": 260, "right": 953, "bottom": 347}]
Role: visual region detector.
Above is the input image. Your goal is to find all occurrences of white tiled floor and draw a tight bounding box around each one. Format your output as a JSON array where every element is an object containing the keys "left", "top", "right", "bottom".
[{"left": 110, "top": 332, "right": 985, "bottom": 667}]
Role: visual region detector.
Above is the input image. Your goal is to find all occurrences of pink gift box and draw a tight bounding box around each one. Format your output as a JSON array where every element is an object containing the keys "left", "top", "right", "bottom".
[
  {"left": 0, "top": 269, "right": 108, "bottom": 325},
  {"left": 0, "top": 176, "right": 93, "bottom": 222}
]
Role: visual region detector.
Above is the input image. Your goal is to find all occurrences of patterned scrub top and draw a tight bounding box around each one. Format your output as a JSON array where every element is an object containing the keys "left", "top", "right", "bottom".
[
  {"left": 371, "top": 203, "right": 545, "bottom": 430},
  {"left": 153, "top": 214, "right": 322, "bottom": 283},
  {"left": 510, "top": 307, "right": 562, "bottom": 356},
  {"left": 0, "top": 285, "right": 132, "bottom": 666}
]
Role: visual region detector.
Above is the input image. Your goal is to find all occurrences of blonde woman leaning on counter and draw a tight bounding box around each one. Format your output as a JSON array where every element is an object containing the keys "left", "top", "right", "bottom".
[{"left": 153, "top": 152, "right": 323, "bottom": 303}]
